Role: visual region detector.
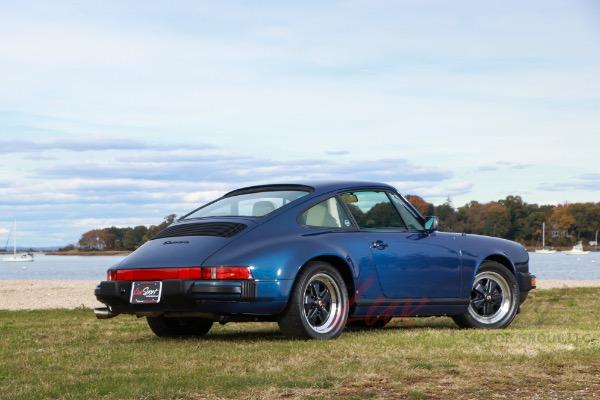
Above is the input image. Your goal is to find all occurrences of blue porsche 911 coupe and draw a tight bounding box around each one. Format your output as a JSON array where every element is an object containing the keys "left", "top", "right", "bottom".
[{"left": 95, "top": 181, "right": 536, "bottom": 339}]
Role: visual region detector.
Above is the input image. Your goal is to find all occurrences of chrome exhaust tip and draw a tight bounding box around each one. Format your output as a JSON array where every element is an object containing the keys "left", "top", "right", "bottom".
[{"left": 94, "top": 307, "right": 118, "bottom": 319}]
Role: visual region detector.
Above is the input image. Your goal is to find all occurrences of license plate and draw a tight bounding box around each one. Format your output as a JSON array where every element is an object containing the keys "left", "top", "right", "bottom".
[{"left": 130, "top": 281, "right": 162, "bottom": 304}]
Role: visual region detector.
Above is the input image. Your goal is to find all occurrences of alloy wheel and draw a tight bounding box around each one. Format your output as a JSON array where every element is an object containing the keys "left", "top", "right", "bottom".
[
  {"left": 302, "top": 273, "right": 343, "bottom": 334},
  {"left": 468, "top": 271, "right": 512, "bottom": 325}
]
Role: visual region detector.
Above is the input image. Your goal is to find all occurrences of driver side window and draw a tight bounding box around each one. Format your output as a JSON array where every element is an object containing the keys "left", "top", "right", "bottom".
[{"left": 340, "top": 191, "right": 406, "bottom": 230}]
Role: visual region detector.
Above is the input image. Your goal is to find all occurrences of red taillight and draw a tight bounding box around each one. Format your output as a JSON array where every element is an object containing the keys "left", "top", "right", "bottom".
[
  {"left": 110, "top": 267, "right": 203, "bottom": 281},
  {"left": 106, "top": 266, "right": 252, "bottom": 281},
  {"left": 215, "top": 266, "right": 252, "bottom": 280},
  {"left": 201, "top": 267, "right": 212, "bottom": 280},
  {"left": 107, "top": 270, "right": 117, "bottom": 281}
]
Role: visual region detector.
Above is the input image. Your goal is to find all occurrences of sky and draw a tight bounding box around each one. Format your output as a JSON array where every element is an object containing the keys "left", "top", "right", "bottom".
[{"left": 0, "top": 1, "right": 599, "bottom": 247}]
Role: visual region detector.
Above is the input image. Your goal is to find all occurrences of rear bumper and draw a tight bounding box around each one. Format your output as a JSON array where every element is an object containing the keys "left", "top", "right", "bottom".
[{"left": 95, "top": 279, "right": 288, "bottom": 317}]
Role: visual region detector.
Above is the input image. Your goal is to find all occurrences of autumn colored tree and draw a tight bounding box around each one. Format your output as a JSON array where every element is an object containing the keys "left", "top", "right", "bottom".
[
  {"left": 548, "top": 204, "right": 575, "bottom": 244},
  {"left": 405, "top": 195, "right": 434, "bottom": 216},
  {"left": 78, "top": 229, "right": 116, "bottom": 250},
  {"left": 456, "top": 201, "right": 486, "bottom": 233},
  {"left": 454, "top": 201, "right": 511, "bottom": 237},
  {"left": 77, "top": 215, "right": 175, "bottom": 251},
  {"left": 481, "top": 203, "right": 511, "bottom": 238},
  {"left": 434, "top": 198, "right": 458, "bottom": 231}
]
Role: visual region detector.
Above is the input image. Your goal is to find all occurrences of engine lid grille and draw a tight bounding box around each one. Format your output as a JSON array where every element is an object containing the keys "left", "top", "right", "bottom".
[{"left": 153, "top": 222, "right": 247, "bottom": 239}]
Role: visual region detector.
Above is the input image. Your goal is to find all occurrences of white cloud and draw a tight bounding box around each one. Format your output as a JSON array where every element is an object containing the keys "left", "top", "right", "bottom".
[
  {"left": 391, "top": 180, "right": 474, "bottom": 201},
  {"left": 71, "top": 218, "right": 158, "bottom": 231},
  {"left": 0, "top": 1, "right": 598, "bottom": 245},
  {"left": 182, "top": 190, "right": 227, "bottom": 204}
]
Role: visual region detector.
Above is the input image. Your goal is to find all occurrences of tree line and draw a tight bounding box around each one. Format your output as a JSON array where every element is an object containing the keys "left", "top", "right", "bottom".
[
  {"left": 64, "top": 215, "right": 177, "bottom": 251},
  {"left": 407, "top": 195, "right": 600, "bottom": 247},
  {"left": 68, "top": 196, "right": 600, "bottom": 251}
]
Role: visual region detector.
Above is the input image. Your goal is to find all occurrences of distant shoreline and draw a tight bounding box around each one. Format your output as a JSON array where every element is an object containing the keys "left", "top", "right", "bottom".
[
  {"left": 44, "top": 246, "right": 596, "bottom": 255},
  {"left": 525, "top": 245, "right": 597, "bottom": 252},
  {"left": 37, "top": 247, "right": 600, "bottom": 256},
  {"left": 44, "top": 250, "right": 131, "bottom": 256}
]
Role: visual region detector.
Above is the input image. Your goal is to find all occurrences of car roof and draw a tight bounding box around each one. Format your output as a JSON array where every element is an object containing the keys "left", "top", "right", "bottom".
[{"left": 223, "top": 180, "right": 397, "bottom": 197}]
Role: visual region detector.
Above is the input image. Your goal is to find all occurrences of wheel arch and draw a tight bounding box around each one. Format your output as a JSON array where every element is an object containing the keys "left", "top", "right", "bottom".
[
  {"left": 294, "top": 254, "right": 356, "bottom": 305},
  {"left": 457, "top": 253, "right": 521, "bottom": 329},
  {"left": 478, "top": 253, "right": 516, "bottom": 276}
]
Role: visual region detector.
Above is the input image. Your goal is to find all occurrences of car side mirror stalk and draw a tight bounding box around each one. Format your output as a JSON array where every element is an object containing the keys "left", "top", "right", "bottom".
[{"left": 424, "top": 216, "right": 439, "bottom": 233}]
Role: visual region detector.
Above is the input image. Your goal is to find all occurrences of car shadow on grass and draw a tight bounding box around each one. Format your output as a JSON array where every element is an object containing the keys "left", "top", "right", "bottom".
[
  {"left": 346, "top": 317, "right": 459, "bottom": 332},
  {"left": 135, "top": 329, "right": 289, "bottom": 343},
  {"left": 136, "top": 318, "right": 462, "bottom": 343},
  {"left": 204, "top": 318, "right": 459, "bottom": 341},
  {"left": 203, "top": 329, "right": 290, "bottom": 342}
]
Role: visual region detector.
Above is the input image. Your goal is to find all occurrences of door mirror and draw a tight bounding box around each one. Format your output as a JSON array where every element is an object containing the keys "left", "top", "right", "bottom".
[{"left": 424, "top": 216, "right": 439, "bottom": 232}]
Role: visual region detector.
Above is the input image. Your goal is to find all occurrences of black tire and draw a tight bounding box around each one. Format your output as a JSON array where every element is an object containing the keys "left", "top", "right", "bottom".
[
  {"left": 146, "top": 316, "right": 213, "bottom": 338},
  {"left": 347, "top": 316, "right": 391, "bottom": 330},
  {"left": 278, "top": 261, "right": 349, "bottom": 340},
  {"left": 452, "top": 261, "right": 519, "bottom": 329}
]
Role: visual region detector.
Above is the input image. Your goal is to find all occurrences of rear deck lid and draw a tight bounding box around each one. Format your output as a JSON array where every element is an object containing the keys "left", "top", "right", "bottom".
[{"left": 115, "top": 219, "right": 254, "bottom": 269}]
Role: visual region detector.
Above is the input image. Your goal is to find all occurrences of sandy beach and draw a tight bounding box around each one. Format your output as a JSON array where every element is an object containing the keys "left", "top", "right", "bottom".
[
  {"left": 535, "top": 280, "right": 600, "bottom": 290},
  {"left": 0, "top": 280, "right": 103, "bottom": 310},
  {"left": 0, "top": 279, "right": 599, "bottom": 310}
]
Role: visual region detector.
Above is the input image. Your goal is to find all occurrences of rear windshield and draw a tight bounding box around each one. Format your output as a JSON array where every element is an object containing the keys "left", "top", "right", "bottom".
[{"left": 184, "top": 190, "right": 309, "bottom": 219}]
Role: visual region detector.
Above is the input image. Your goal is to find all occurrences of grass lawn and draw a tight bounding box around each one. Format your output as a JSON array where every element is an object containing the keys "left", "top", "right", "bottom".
[{"left": 1, "top": 288, "right": 599, "bottom": 399}]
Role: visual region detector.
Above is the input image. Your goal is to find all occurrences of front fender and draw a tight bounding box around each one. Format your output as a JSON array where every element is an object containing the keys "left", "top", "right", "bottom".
[{"left": 460, "top": 234, "right": 529, "bottom": 294}]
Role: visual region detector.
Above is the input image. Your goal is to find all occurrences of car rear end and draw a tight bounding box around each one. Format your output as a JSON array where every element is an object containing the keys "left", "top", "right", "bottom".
[
  {"left": 95, "top": 265, "right": 258, "bottom": 318},
  {"left": 93, "top": 219, "right": 273, "bottom": 320}
]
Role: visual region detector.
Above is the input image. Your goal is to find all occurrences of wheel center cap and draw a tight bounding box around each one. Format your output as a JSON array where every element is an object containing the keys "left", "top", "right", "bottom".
[{"left": 485, "top": 295, "right": 492, "bottom": 301}]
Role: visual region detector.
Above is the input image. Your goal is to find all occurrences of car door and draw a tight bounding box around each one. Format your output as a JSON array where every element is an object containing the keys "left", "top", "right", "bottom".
[{"left": 340, "top": 190, "right": 462, "bottom": 300}]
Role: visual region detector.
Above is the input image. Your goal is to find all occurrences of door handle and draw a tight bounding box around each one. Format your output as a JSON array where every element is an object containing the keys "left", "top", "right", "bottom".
[{"left": 371, "top": 240, "right": 388, "bottom": 250}]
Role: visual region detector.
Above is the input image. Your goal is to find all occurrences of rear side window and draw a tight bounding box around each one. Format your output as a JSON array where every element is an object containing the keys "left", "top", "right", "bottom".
[
  {"left": 299, "top": 197, "right": 353, "bottom": 229},
  {"left": 184, "top": 190, "right": 309, "bottom": 219}
]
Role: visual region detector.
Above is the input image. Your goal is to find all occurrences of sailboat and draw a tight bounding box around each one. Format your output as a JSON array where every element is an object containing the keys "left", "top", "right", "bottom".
[
  {"left": 534, "top": 222, "right": 557, "bottom": 254},
  {"left": 592, "top": 230, "right": 599, "bottom": 252},
  {"left": 562, "top": 242, "right": 590, "bottom": 256},
  {"left": 2, "top": 221, "right": 34, "bottom": 262}
]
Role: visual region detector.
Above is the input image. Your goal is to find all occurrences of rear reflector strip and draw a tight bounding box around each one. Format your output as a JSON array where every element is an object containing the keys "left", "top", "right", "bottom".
[{"left": 108, "top": 266, "right": 252, "bottom": 281}]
